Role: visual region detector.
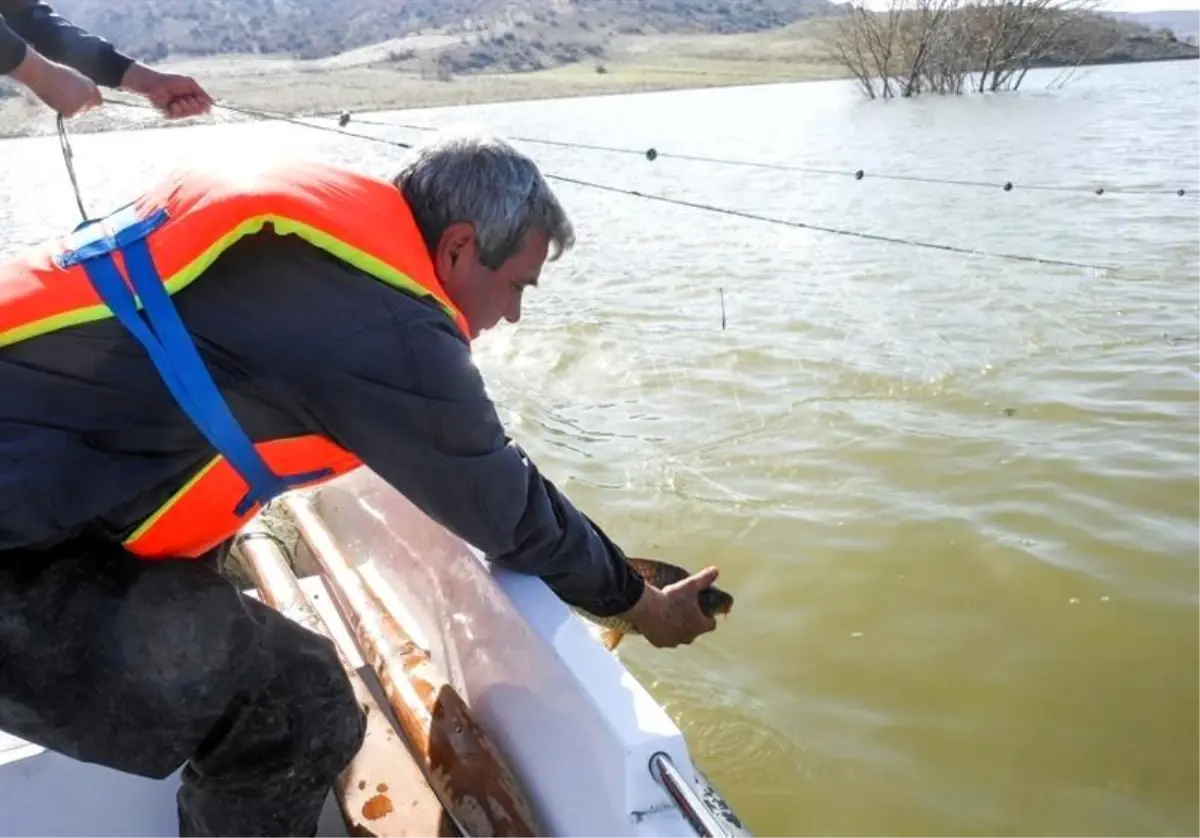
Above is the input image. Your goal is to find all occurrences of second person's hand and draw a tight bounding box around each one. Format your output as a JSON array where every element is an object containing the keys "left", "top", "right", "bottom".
[{"left": 120, "top": 62, "right": 213, "bottom": 120}]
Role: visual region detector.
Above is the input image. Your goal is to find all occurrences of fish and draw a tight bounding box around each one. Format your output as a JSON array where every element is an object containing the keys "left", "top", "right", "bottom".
[{"left": 574, "top": 557, "right": 734, "bottom": 651}]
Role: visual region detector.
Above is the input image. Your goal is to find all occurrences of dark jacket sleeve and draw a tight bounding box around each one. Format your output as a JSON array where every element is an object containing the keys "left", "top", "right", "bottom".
[
  {"left": 0, "top": 0, "right": 134, "bottom": 86},
  {"left": 293, "top": 310, "right": 647, "bottom": 617}
]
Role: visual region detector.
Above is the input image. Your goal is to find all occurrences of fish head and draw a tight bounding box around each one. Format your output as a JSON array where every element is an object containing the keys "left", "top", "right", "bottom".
[
  {"left": 627, "top": 556, "right": 734, "bottom": 618},
  {"left": 698, "top": 585, "right": 734, "bottom": 619}
]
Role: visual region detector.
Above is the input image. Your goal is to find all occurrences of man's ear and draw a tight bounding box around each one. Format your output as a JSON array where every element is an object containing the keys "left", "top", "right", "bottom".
[{"left": 434, "top": 222, "right": 476, "bottom": 280}]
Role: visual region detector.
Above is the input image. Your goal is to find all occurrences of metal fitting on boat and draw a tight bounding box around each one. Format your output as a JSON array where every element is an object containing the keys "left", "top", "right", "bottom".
[{"left": 648, "top": 752, "right": 731, "bottom": 837}]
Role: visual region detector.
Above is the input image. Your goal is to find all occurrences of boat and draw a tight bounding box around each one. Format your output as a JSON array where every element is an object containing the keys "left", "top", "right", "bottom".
[{"left": 0, "top": 468, "right": 750, "bottom": 837}]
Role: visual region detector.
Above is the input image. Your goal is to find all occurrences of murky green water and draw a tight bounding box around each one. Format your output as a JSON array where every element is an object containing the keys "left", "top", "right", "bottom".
[{"left": 2, "top": 59, "right": 1197, "bottom": 836}]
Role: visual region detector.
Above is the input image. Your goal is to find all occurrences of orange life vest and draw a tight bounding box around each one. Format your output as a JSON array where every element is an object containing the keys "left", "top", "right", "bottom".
[{"left": 0, "top": 158, "right": 470, "bottom": 560}]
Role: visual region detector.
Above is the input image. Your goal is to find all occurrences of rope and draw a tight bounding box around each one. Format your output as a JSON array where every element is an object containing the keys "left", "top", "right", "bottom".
[
  {"left": 83, "top": 95, "right": 1117, "bottom": 271},
  {"left": 206, "top": 100, "right": 414, "bottom": 145},
  {"left": 321, "top": 110, "right": 1192, "bottom": 198},
  {"left": 545, "top": 172, "right": 1107, "bottom": 270},
  {"left": 56, "top": 114, "right": 90, "bottom": 222}
]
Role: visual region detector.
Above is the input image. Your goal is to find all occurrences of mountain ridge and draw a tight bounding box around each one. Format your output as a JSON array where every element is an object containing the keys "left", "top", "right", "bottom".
[
  {"left": 1102, "top": 9, "right": 1199, "bottom": 40},
  {"left": 49, "top": 0, "right": 844, "bottom": 62}
]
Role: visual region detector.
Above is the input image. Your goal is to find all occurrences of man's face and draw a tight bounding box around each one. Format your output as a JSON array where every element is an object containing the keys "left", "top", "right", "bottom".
[{"left": 434, "top": 223, "right": 549, "bottom": 340}]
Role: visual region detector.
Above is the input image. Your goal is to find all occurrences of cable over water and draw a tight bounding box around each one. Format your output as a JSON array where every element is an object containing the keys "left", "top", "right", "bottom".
[
  {"left": 323, "top": 110, "right": 1192, "bottom": 198},
  {"left": 86, "top": 95, "right": 1121, "bottom": 272}
]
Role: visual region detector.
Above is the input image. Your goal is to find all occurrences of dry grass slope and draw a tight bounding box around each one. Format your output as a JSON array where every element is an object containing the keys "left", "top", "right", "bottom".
[
  {"left": 49, "top": 0, "right": 843, "bottom": 62},
  {"left": 43, "top": 0, "right": 1197, "bottom": 79}
]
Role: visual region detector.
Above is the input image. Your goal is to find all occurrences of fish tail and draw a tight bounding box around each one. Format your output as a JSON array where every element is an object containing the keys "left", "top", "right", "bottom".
[{"left": 600, "top": 628, "right": 626, "bottom": 651}]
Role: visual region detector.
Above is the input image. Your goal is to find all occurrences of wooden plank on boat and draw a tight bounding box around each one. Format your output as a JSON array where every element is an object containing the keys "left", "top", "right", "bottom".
[
  {"left": 284, "top": 495, "right": 544, "bottom": 838},
  {"left": 236, "top": 527, "right": 459, "bottom": 838}
]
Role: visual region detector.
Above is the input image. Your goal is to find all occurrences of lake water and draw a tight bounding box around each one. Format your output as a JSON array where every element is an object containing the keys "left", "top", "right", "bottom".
[{"left": 1, "top": 59, "right": 1197, "bottom": 836}]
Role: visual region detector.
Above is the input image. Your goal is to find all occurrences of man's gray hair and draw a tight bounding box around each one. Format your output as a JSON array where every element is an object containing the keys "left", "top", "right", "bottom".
[{"left": 393, "top": 129, "right": 575, "bottom": 270}]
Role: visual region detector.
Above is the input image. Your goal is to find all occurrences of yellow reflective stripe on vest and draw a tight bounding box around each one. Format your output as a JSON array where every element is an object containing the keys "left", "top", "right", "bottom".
[
  {"left": 5, "top": 214, "right": 457, "bottom": 348},
  {"left": 122, "top": 453, "right": 222, "bottom": 547}
]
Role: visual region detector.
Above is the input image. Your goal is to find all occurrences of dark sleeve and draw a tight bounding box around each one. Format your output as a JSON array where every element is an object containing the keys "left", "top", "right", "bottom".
[
  {"left": 0, "top": 1, "right": 133, "bottom": 86},
  {"left": 294, "top": 311, "right": 647, "bottom": 617},
  {"left": 0, "top": 13, "right": 26, "bottom": 74}
]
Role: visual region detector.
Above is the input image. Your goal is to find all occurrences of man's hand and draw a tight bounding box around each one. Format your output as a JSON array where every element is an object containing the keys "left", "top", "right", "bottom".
[
  {"left": 619, "top": 566, "right": 720, "bottom": 648},
  {"left": 120, "top": 61, "right": 212, "bottom": 120},
  {"left": 9, "top": 50, "right": 100, "bottom": 118}
]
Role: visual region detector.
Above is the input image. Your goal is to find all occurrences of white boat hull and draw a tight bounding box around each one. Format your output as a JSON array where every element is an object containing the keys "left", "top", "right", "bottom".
[{"left": 0, "top": 467, "right": 749, "bottom": 837}]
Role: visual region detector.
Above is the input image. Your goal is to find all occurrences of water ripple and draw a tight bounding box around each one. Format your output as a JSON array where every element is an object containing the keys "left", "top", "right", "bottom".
[{"left": 2, "top": 59, "right": 1196, "bottom": 838}]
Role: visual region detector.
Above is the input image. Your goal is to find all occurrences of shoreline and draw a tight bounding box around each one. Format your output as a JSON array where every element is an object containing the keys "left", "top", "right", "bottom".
[
  {"left": 2, "top": 52, "right": 1195, "bottom": 143},
  {"left": 0, "top": 61, "right": 843, "bottom": 141}
]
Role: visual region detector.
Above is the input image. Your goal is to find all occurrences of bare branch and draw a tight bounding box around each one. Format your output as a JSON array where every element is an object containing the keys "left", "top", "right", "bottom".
[{"left": 820, "top": 0, "right": 1109, "bottom": 99}]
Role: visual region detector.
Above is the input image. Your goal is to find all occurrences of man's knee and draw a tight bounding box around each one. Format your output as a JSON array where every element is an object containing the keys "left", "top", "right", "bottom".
[
  {"left": 243, "top": 604, "right": 366, "bottom": 780},
  {"left": 102, "top": 561, "right": 362, "bottom": 779},
  {"left": 175, "top": 623, "right": 366, "bottom": 837},
  {"left": 290, "top": 629, "right": 366, "bottom": 774},
  {"left": 0, "top": 545, "right": 363, "bottom": 787}
]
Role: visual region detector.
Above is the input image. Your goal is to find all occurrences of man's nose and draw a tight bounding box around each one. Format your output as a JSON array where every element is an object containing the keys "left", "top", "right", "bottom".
[{"left": 504, "top": 294, "right": 522, "bottom": 324}]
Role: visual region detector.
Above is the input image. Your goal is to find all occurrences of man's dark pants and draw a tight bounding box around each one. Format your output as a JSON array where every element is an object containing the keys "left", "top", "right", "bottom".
[{"left": 0, "top": 538, "right": 366, "bottom": 836}]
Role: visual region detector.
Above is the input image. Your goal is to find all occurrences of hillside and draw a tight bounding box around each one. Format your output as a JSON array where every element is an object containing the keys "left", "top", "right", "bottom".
[
  {"left": 50, "top": 0, "right": 842, "bottom": 62},
  {"left": 1104, "top": 10, "right": 1199, "bottom": 41},
  {"left": 1036, "top": 11, "right": 1200, "bottom": 64},
  {"left": 1, "top": 1, "right": 1195, "bottom": 138},
  {"left": 44, "top": 0, "right": 1198, "bottom": 79}
]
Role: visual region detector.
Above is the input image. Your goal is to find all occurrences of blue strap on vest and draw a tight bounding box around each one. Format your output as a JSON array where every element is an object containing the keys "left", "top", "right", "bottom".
[{"left": 58, "top": 204, "right": 333, "bottom": 517}]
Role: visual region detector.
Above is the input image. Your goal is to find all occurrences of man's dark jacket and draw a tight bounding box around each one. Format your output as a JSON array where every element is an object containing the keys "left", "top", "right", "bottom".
[{"left": 0, "top": 229, "right": 646, "bottom": 617}]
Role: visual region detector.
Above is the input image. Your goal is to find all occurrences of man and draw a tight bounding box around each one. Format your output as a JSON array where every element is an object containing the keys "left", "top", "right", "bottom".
[
  {"left": 0, "top": 133, "right": 720, "bottom": 836},
  {"left": 1, "top": 0, "right": 210, "bottom": 118}
]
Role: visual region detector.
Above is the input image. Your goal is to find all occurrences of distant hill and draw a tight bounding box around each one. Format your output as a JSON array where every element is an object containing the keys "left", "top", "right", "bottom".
[
  {"left": 49, "top": 0, "right": 842, "bottom": 62},
  {"left": 1103, "top": 9, "right": 1199, "bottom": 41},
  {"left": 32, "top": 1, "right": 1200, "bottom": 81},
  {"left": 1033, "top": 10, "right": 1200, "bottom": 65}
]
